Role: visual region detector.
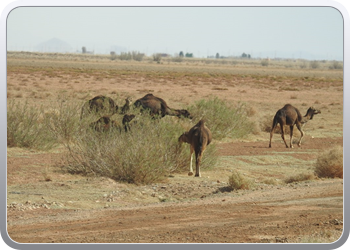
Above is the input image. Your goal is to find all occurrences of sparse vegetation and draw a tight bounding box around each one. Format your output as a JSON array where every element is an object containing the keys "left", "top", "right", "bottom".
[{"left": 284, "top": 173, "right": 316, "bottom": 184}]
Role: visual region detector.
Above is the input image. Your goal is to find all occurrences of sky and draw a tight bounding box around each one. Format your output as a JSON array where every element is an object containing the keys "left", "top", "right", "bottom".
[{"left": 6, "top": 6, "right": 344, "bottom": 60}]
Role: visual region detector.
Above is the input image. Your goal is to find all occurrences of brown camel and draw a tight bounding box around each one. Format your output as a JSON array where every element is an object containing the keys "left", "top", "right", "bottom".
[
  {"left": 133, "top": 94, "right": 192, "bottom": 119},
  {"left": 178, "top": 119, "right": 212, "bottom": 177},
  {"left": 81, "top": 95, "right": 118, "bottom": 119},
  {"left": 122, "top": 114, "right": 136, "bottom": 132},
  {"left": 269, "top": 104, "right": 321, "bottom": 148},
  {"left": 89, "top": 116, "right": 122, "bottom": 132},
  {"left": 120, "top": 97, "right": 133, "bottom": 115}
]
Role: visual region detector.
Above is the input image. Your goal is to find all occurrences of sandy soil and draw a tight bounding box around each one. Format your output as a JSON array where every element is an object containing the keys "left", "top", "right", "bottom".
[{"left": 6, "top": 53, "right": 344, "bottom": 244}]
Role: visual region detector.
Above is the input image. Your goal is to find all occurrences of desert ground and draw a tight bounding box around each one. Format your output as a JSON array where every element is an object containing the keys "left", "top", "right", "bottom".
[{"left": 6, "top": 52, "right": 344, "bottom": 244}]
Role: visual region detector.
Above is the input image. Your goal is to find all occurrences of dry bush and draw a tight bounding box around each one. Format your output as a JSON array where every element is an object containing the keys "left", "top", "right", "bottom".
[
  {"left": 314, "top": 146, "right": 343, "bottom": 178},
  {"left": 64, "top": 115, "right": 217, "bottom": 185},
  {"left": 228, "top": 171, "right": 254, "bottom": 190}
]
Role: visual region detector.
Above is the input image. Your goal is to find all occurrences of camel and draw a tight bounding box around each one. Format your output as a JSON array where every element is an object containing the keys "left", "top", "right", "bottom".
[
  {"left": 122, "top": 114, "right": 136, "bottom": 132},
  {"left": 90, "top": 114, "right": 136, "bottom": 133},
  {"left": 89, "top": 116, "right": 122, "bottom": 132},
  {"left": 133, "top": 94, "right": 192, "bottom": 119},
  {"left": 120, "top": 97, "right": 133, "bottom": 115},
  {"left": 81, "top": 95, "right": 118, "bottom": 119},
  {"left": 269, "top": 104, "right": 321, "bottom": 148},
  {"left": 178, "top": 119, "right": 212, "bottom": 177}
]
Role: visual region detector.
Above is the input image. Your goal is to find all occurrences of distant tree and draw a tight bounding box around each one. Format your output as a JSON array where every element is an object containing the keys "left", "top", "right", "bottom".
[
  {"left": 110, "top": 51, "right": 116, "bottom": 60},
  {"left": 241, "top": 52, "right": 247, "bottom": 58},
  {"left": 179, "top": 51, "right": 184, "bottom": 57},
  {"left": 82, "top": 46, "right": 87, "bottom": 54},
  {"left": 216, "top": 53, "right": 220, "bottom": 59}
]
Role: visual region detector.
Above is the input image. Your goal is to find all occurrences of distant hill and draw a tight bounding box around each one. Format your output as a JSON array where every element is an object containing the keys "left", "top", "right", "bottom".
[{"left": 34, "top": 38, "right": 73, "bottom": 53}]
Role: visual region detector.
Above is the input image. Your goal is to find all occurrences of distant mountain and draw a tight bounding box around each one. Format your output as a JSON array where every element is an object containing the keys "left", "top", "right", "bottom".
[{"left": 34, "top": 38, "right": 73, "bottom": 53}]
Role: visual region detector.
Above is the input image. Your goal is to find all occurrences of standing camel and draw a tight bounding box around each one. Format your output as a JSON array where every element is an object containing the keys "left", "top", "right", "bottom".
[
  {"left": 269, "top": 104, "right": 321, "bottom": 148},
  {"left": 178, "top": 119, "right": 212, "bottom": 177},
  {"left": 80, "top": 95, "right": 118, "bottom": 119},
  {"left": 134, "top": 94, "right": 192, "bottom": 119}
]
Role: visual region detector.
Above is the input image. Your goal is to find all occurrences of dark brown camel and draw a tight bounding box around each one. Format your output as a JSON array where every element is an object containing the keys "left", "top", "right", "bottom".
[
  {"left": 122, "top": 114, "right": 136, "bottom": 132},
  {"left": 133, "top": 94, "right": 192, "bottom": 119},
  {"left": 81, "top": 95, "right": 118, "bottom": 119},
  {"left": 269, "top": 104, "right": 321, "bottom": 148},
  {"left": 178, "top": 119, "right": 212, "bottom": 177}
]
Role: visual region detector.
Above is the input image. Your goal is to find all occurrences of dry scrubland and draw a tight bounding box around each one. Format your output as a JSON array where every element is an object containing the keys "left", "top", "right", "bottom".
[{"left": 6, "top": 51, "right": 344, "bottom": 244}]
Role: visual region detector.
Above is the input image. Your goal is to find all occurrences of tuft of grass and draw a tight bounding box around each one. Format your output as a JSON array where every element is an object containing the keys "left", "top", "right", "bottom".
[
  {"left": 228, "top": 170, "right": 254, "bottom": 190},
  {"left": 314, "top": 146, "right": 343, "bottom": 178},
  {"left": 188, "top": 96, "right": 255, "bottom": 140}
]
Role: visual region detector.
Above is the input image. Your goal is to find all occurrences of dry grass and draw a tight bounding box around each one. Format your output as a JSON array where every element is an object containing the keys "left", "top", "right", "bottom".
[{"left": 284, "top": 173, "right": 316, "bottom": 184}]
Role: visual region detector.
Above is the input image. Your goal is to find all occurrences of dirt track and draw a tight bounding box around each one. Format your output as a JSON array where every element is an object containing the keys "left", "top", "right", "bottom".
[{"left": 7, "top": 140, "right": 343, "bottom": 243}]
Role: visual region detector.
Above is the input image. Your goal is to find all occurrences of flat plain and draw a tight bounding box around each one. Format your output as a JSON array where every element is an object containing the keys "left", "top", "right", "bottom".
[{"left": 6, "top": 52, "right": 343, "bottom": 243}]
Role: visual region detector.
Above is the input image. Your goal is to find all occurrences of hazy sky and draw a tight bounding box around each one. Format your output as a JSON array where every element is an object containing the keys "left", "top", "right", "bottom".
[{"left": 7, "top": 6, "right": 344, "bottom": 60}]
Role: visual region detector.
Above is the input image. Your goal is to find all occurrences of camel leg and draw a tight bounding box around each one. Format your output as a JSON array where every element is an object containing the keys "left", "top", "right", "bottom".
[
  {"left": 269, "top": 125, "right": 277, "bottom": 148},
  {"left": 289, "top": 126, "right": 294, "bottom": 148},
  {"left": 296, "top": 124, "right": 304, "bottom": 147},
  {"left": 194, "top": 150, "right": 204, "bottom": 177},
  {"left": 280, "top": 125, "right": 289, "bottom": 148},
  {"left": 188, "top": 146, "right": 194, "bottom": 176}
]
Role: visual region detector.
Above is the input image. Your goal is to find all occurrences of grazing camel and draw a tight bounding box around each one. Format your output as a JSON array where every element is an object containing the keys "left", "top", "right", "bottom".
[
  {"left": 269, "top": 104, "right": 321, "bottom": 148},
  {"left": 81, "top": 95, "right": 118, "bottom": 119},
  {"left": 178, "top": 119, "right": 212, "bottom": 177},
  {"left": 134, "top": 94, "right": 192, "bottom": 119},
  {"left": 122, "top": 114, "right": 136, "bottom": 132},
  {"left": 89, "top": 116, "right": 122, "bottom": 132},
  {"left": 120, "top": 97, "right": 133, "bottom": 115}
]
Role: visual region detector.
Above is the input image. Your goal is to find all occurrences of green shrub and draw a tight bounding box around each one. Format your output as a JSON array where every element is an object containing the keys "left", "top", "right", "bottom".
[
  {"left": 64, "top": 115, "right": 217, "bottom": 184},
  {"left": 315, "top": 146, "right": 343, "bottom": 178},
  {"left": 7, "top": 100, "right": 57, "bottom": 150},
  {"left": 188, "top": 97, "right": 255, "bottom": 140}
]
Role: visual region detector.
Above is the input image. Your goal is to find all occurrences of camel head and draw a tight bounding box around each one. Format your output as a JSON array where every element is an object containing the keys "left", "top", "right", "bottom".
[
  {"left": 306, "top": 106, "right": 321, "bottom": 120},
  {"left": 178, "top": 132, "right": 190, "bottom": 144},
  {"left": 175, "top": 109, "right": 193, "bottom": 119}
]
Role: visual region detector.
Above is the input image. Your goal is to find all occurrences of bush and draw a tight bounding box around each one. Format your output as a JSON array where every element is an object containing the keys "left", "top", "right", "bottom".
[
  {"left": 314, "top": 146, "right": 343, "bottom": 178},
  {"left": 228, "top": 170, "right": 254, "bottom": 190},
  {"left": 261, "top": 59, "right": 269, "bottom": 67},
  {"left": 188, "top": 97, "right": 255, "bottom": 140},
  {"left": 7, "top": 100, "right": 57, "bottom": 150},
  {"left": 64, "top": 116, "right": 217, "bottom": 185},
  {"left": 309, "top": 60, "right": 320, "bottom": 69}
]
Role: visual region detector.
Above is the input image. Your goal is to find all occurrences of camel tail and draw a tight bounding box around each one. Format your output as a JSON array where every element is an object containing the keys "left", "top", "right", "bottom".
[
  {"left": 197, "top": 119, "right": 206, "bottom": 153},
  {"left": 271, "top": 114, "right": 279, "bottom": 130}
]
